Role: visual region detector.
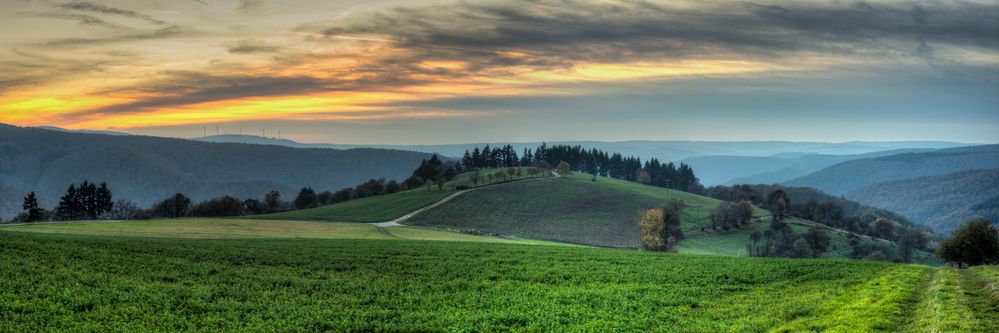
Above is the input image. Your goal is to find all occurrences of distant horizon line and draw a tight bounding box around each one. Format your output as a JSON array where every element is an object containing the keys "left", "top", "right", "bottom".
[{"left": 15, "top": 124, "right": 995, "bottom": 146}]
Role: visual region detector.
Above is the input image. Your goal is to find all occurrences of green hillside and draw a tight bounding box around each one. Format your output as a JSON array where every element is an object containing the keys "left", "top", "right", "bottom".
[
  {"left": 254, "top": 167, "right": 551, "bottom": 222},
  {"left": 403, "top": 173, "right": 935, "bottom": 262},
  {"left": 407, "top": 173, "right": 726, "bottom": 247},
  {"left": 846, "top": 169, "right": 999, "bottom": 234},
  {"left": 255, "top": 189, "right": 455, "bottom": 222},
  {"left": 7, "top": 231, "right": 995, "bottom": 332}
]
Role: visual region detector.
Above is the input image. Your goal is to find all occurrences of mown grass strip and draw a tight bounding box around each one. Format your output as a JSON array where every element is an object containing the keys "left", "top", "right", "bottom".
[
  {"left": 772, "top": 265, "right": 934, "bottom": 332},
  {"left": 958, "top": 267, "right": 999, "bottom": 333},
  {"left": 909, "top": 269, "right": 982, "bottom": 332}
]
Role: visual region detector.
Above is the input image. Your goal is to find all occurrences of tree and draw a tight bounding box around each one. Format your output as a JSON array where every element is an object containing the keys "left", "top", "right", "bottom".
[
  {"left": 639, "top": 209, "right": 668, "bottom": 251},
  {"left": 556, "top": 161, "right": 571, "bottom": 177},
  {"left": 384, "top": 180, "right": 401, "bottom": 194},
  {"left": 871, "top": 218, "right": 896, "bottom": 240},
  {"left": 243, "top": 199, "right": 267, "bottom": 215},
  {"left": 152, "top": 193, "right": 191, "bottom": 218},
  {"left": 637, "top": 170, "right": 651, "bottom": 184},
  {"left": 792, "top": 238, "right": 814, "bottom": 258},
  {"left": 802, "top": 226, "right": 831, "bottom": 255},
  {"left": 766, "top": 189, "right": 790, "bottom": 221},
  {"left": 110, "top": 200, "right": 139, "bottom": 220},
  {"left": 264, "top": 191, "right": 283, "bottom": 212},
  {"left": 96, "top": 182, "right": 113, "bottom": 219},
  {"left": 470, "top": 172, "right": 481, "bottom": 186},
  {"left": 900, "top": 229, "right": 931, "bottom": 251},
  {"left": 192, "top": 196, "right": 244, "bottom": 217},
  {"left": 750, "top": 231, "right": 762, "bottom": 247},
  {"left": 22, "top": 192, "right": 42, "bottom": 222},
  {"left": 639, "top": 205, "right": 683, "bottom": 251},
  {"left": 55, "top": 184, "right": 81, "bottom": 220},
  {"left": 734, "top": 200, "right": 754, "bottom": 225},
  {"left": 937, "top": 219, "right": 999, "bottom": 267},
  {"left": 294, "top": 187, "right": 319, "bottom": 209},
  {"left": 332, "top": 188, "right": 353, "bottom": 203},
  {"left": 435, "top": 176, "right": 446, "bottom": 191},
  {"left": 317, "top": 191, "right": 334, "bottom": 206}
]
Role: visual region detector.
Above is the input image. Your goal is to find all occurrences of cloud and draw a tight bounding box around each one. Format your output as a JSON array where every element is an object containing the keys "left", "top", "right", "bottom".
[
  {"left": 71, "top": 72, "right": 333, "bottom": 117},
  {"left": 39, "top": 26, "right": 188, "bottom": 48},
  {"left": 225, "top": 40, "right": 281, "bottom": 54},
  {"left": 33, "top": 12, "right": 127, "bottom": 29},
  {"left": 318, "top": 0, "right": 999, "bottom": 72},
  {"left": 56, "top": 1, "right": 167, "bottom": 25}
]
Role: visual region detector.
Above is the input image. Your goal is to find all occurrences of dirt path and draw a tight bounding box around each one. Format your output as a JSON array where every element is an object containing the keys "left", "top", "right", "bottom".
[
  {"left": 370, "top": 189, "right": 476, "bottom": 227},
  {"left": 370, "top": 175, "right": 556, "bottom": 228}
]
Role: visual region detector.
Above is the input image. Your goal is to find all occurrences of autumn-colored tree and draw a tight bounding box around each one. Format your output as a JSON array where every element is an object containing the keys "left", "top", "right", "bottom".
[
  {"left": 555, "top": 161, "right": 571, "bottom": 177},
  {"left": 639, "top": 206, "right": 683, "bottom": 251}
]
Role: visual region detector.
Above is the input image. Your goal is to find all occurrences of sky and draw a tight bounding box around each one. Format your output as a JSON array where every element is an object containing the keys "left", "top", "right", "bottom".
[{"left": 1, "top": 0, "right": 997, "bottom": 144}]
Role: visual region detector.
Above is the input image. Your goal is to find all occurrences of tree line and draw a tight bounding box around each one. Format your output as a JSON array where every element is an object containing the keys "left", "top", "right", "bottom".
[
  {"left": 706, "top": 185, "right": 931, "bottom": 245},
  {"left": 10, "top": 155, "right": 465, "bottom": 223},
  {"left": 461, "top": 143, "right": 703, "bottom": 193}
]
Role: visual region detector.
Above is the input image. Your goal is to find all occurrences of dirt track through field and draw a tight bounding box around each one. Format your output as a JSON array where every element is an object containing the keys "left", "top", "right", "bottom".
[{"left": 370, "top": 174, "right": 559, "bottom": 227}]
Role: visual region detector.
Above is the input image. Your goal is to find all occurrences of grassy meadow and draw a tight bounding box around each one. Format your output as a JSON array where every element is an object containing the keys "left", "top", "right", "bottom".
[
  {"left": 0, "top": 219, "right": 562, "bottom": 245},
  {"left": 254, "top": 167, "right": 552, "bottom": 223},
  {"left": 406, "top": 173, "right": 723, "bottom": 247},
  {"left": 254, "top": 189, "right": 454, "bottom": 222},
  {"left": 404, "top": 173, "right": 934, "bottom": 262},
  {"left": 6, "top": 231, "right": 990, "bottom": 332}
]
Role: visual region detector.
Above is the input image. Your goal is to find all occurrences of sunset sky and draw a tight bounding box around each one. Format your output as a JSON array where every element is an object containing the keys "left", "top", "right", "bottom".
[{"left": 1, "top": 0, "right": 997, "bottom": 144}]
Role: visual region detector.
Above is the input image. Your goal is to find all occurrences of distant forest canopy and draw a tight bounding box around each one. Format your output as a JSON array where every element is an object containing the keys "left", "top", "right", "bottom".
[
  {"left": 845, "top": 168, "right": 999, "bottom": 235},
  {"left": 705, "top": 184, "right": 933, "bottom": 239},
  {"left": 459, "top": 143, "right": 704, "bottom": 193},
  {"left": 785, "top": 144, "right": 999, "bottom": 195}
]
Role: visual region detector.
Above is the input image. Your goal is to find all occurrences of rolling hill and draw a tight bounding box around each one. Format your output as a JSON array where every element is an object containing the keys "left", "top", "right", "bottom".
[
  {"left": 392, "top": 172, "right": 928, "bottom": 262},
  {"left": 785, "top": 144, "right": 999, "bottom": 195},
  {"left": 846, "top": 169, "right": 999, "bottom": 234},
  {"left": 193, "top": 135, "right": 965, "bottom": 161},
  {"left": 0, "top": 124, "right": 435, "bottom": 220},
  {"left": 683, "top": 149, "right": 934, "bottom": 186}
]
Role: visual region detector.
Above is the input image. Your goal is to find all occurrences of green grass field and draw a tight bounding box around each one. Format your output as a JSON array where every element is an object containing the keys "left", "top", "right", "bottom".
[
  {"left": 406, "top": 173, "right": 724, "bottom": 247},
  {"left": 255, "top": 189, "right": 454, "bottom": 222},
  {"left": 254, "top": 167, "right": 551, "bottom": 223},
  {"left": 6, "top": 231, "right": 993, "bottom": 332},
  {"left": 403, "top": 173, "right": 926, "bottom": 262},
  {"left": 0, "top": 219, "right": 562, "bottom": 245}
]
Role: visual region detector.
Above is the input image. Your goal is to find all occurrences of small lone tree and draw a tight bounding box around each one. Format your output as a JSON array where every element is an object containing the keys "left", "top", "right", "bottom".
[
  {"left": 556, "top": 161, "right": 571, "bottom": 177},
  {"left": 640, "top": 209, "right": 668, "bottom": 251},
  {"left": 22, "top": 192, "right": 42, "bottom": 222},
  {"left": 792, "top": 238, "right": 814, "bottom": 258},
  {"left": 639, "top": 206, "right": 683, "bottom": 251},
  {"left": 735, "top": 200, "right": 754, "bottom": 225},
  {"left": 871, "top": 217, "right": 896, "bottom": 240},
  {"left": 937, "top": 219, "right": 999, "bottom": 267},
  {"left": 765, "top": 189, "right": 790, "bottom": 222},
  {"left": 470, "top": 172, "right": 481, "bottom": 186},
  {"left": 435, "top": 176, "right": 446, "bottom": 191},
  {"left": 294, "top": 187, "right": 319, "bottom": 209},
  {"left": 264, "top": 191, "right": 283, "bottom": 212}
]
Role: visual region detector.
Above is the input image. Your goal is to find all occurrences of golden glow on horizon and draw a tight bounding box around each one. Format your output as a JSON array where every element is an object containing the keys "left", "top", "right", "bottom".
[{"left": 0, "top": 57, "right": 792, "bottom": 130}]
